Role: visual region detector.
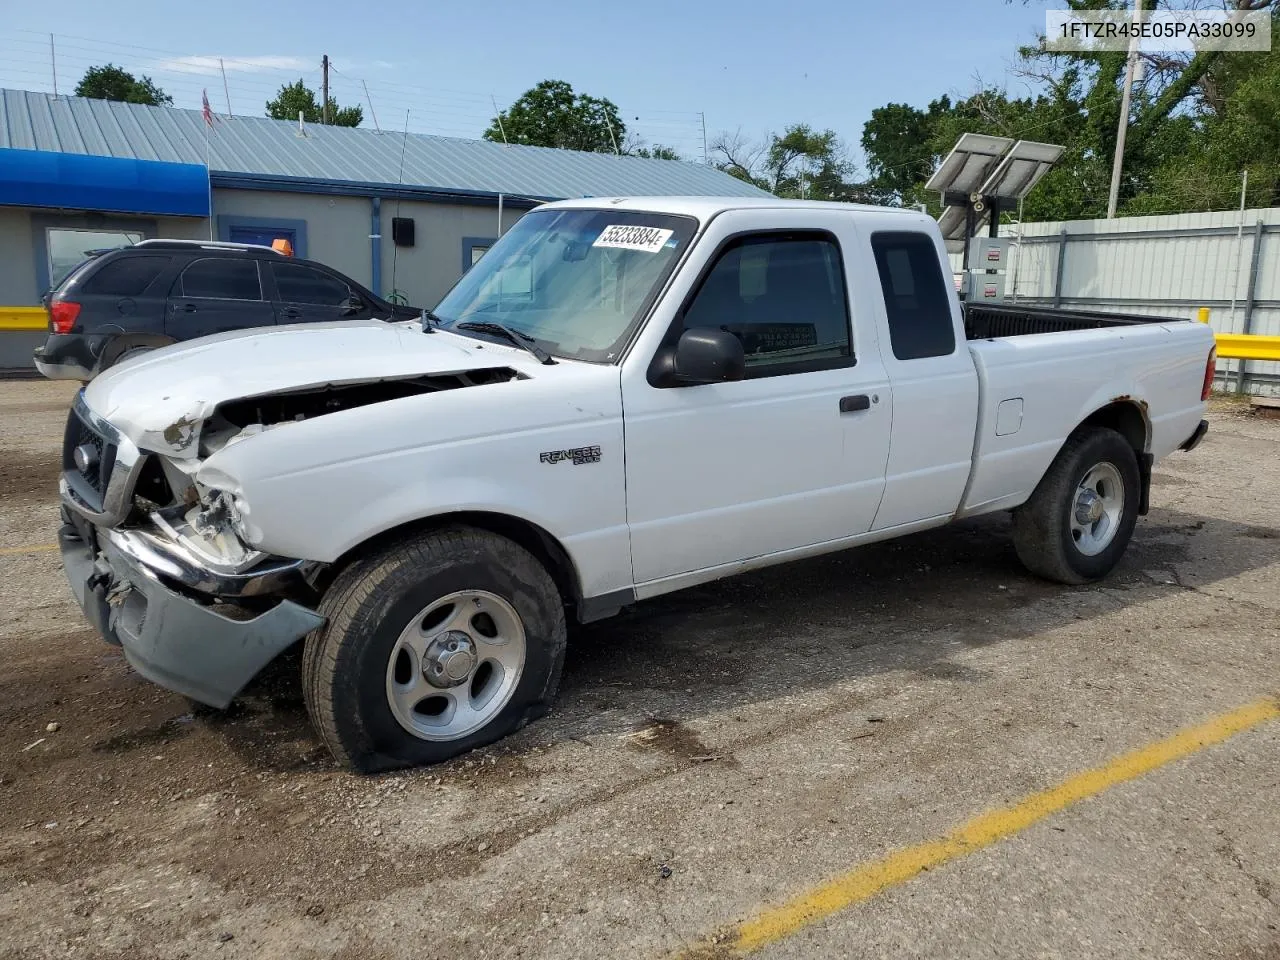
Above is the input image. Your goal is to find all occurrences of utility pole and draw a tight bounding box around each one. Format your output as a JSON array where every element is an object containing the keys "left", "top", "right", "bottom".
[
  {"left": 1107, "top": 0, "right": 1144, "bottom": 218},
  {"left": 699, "top": 111, "right": 708, "bottom": 164},
  {"left": 50, "top": 34, "right": 57, "bottom": 97},
  {"left": 321, "top": 55, "right": 330, "bottom": 125}
]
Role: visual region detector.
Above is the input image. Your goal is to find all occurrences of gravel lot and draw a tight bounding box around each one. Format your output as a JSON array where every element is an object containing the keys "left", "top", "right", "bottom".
[{"left": 1, "top": 379, "right": 1277, "bottom": 960}]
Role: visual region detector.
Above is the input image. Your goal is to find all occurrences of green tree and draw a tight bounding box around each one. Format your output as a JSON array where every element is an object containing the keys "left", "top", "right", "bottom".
[
  {"left": 1009, "top": 0, "right": 1278, "bottom": 216},
  {"left": 266, "top": 79, "right": 362, "bottom": 127},
  {"left": 860, "top": 100, "right": 943, "bottom": 202},
  {"left": 74, "top": 64, "right": 172, "bottom": 106},
  {"left": 485, "top": 80, "right": 625, "bottom": 152},
  {"left": 631, "top": 144, "right": 682, "bottom": 160},
  {"left": 855, "top": 0, "right": 1279, "bottom": 220},
  {"left": 1134, "top": 21, "right": 1280, "bottom": 212},
  {"left": 711, "top": 124, "right": 875, "bottom": 201}
]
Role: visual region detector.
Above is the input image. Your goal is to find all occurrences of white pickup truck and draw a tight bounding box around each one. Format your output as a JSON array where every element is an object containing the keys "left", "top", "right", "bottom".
[{"left": 57, "top": 197, "right": 1216, "bottom": 771}]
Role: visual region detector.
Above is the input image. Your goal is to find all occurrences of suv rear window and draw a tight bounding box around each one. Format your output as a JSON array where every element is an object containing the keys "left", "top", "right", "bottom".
[
  {"left": 179, "top": 258, "right": 262, "bottom": 300},
  {"left": 273, "top": 262, "right": 352, "bottom": 305},
  {"left": 82, "top": 255, "right": 170, "bottom": 297}
]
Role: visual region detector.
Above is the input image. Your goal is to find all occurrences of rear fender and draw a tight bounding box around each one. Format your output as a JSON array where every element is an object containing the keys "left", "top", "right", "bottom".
[{"left": 97, "top": 334, "right": 176, "bottom": 372}]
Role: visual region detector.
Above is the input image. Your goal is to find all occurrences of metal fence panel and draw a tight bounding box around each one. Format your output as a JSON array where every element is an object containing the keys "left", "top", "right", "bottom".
[{"left": 984, "top": 207, "right": 1280, "bottom": 395}]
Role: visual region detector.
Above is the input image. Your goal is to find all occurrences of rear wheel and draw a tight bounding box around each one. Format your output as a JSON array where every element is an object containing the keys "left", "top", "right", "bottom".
[
  {"left": 100, "top": 345, "right": 154, "bottom": 373},
  {"left": 1012, "top": 426, "right": 1140, "bottom": 584},
  {"left": 302, "top": 526, "right": 566, "bottom": 772}
]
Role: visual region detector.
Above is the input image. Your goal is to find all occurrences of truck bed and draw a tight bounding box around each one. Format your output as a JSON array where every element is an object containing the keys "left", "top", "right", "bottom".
[
  {"left": 963, "top": 303, "right": 1180, "bottom": 341},
  {"left": 956, "top": 308, "right": 1214, "bottom": 520}
]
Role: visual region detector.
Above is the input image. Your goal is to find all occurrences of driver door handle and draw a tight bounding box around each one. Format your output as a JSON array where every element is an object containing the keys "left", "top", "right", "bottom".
[{"left": 839, "top": 394, "right": 871, "bottom": 413}]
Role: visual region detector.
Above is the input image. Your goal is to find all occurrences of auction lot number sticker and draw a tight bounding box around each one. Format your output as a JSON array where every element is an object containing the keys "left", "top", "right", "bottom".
[{"left": 593, "top": 224, "right": 674, "bottom": 253}]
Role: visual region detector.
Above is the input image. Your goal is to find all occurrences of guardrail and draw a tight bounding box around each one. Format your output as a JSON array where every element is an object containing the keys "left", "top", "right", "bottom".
[
  {"left": 1196, "top": 307, "right": 1280, "bottom": 361},
  {"left": 0, "top": 307, "right": 46, "bottom": 331}
]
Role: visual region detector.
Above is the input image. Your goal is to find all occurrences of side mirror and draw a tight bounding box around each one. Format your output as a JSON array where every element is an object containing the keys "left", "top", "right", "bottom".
[
  {"left": 341, "top": 294, "right": 366, "bottom": 315},
  {"left": 655, "top": 328, "right": 746, "bottom": 386}
]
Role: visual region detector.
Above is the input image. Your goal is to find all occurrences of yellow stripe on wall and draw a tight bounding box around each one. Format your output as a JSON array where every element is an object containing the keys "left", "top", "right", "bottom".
[
  {"left": 0, "top": 302, "right": 1274, "bottom": 354},
  {"left": 0, "top": 307, "right": 47, "bottom": 331}
]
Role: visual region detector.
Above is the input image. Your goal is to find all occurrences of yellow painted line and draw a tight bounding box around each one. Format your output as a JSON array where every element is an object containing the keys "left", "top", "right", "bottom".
[
  {"left": 0, "top": 543, "right": 59, "bottom": 557},
  {"left": 673, "top": 697, "right": 1280, "bottom": 959},
  {"left": 0, "top": 306, "right": 48, "bottom": 332}
]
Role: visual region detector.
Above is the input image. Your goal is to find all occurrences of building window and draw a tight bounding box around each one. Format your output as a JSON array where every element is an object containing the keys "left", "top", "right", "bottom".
[
  {"left": 462, "top": 236, "right": 497, "bottom": 274},
  {"left": 216, "top": 216, "right": 309, "bottom": 259},
  {"left": 46, "top": 227, "right": 143, "bottom": 288}
]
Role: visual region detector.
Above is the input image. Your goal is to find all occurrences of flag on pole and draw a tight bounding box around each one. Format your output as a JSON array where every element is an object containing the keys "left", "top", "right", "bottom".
[{"left": 202, "top": 90, "right": 215, "bottom": 240}]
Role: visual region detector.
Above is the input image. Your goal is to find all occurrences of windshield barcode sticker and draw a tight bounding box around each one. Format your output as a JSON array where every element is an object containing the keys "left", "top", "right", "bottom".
[{"left": 593, "top": 225, "right": 674, "bottom": 253}]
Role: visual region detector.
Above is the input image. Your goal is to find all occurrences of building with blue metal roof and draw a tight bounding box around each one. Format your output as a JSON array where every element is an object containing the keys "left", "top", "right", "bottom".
[{"left": 0, "top": 87, "right": 767, "bottom": 331}]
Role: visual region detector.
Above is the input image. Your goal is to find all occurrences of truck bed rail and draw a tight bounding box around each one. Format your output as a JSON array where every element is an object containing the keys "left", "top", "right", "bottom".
[{"left": 964, "top": 303, "right": 1178, "bottom": 341}]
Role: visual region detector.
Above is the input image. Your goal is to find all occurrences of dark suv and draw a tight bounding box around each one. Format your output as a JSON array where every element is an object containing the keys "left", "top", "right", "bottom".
[{"left": 34, "top": 240, "right": 420, "bottom": 380}]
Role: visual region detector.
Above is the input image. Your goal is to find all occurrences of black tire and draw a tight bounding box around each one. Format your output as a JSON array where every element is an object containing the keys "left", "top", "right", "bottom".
[
  {"left": 302, "top": 526, "right": 566, "bottom": 773},
  {"left": 1012, "top": 426, "right": 1140, "bottom": 585}
]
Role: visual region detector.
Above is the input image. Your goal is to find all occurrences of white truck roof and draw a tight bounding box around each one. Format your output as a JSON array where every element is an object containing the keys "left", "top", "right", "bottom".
[{"left": 542, "top": 195, "right": 924, "bottom": 220}]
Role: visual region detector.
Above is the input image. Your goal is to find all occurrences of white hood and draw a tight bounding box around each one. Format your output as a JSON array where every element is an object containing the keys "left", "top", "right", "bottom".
[{"left": 84, "top": 320, "right": 544, "bottom": 457}]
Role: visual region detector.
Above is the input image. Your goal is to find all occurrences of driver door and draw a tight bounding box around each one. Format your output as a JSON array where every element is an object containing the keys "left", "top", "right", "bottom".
[{"left": 620, "top": 209, "right": 893, "bottom": 588}]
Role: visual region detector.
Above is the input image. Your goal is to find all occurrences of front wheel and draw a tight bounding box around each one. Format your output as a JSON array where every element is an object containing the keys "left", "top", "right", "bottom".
[
  {"left": 303, "top": 527, "right": 567, "bottom": 772},
  {"left": 1012, "top": 426, "right": 1140, "bottom": 585}
]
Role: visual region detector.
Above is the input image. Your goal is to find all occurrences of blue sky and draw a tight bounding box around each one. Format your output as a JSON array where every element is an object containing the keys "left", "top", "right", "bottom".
[{"left": 0, "top": 0, "right": 1051, "bottom": 169}]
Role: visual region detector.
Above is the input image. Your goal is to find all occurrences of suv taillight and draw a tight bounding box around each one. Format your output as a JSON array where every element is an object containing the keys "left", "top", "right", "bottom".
[
  {"left": 1201, "top": 345, "right": 1217, "bottom": 401},
  {"left": 49, "top": 299, "right": 81, "bottom": 334}
]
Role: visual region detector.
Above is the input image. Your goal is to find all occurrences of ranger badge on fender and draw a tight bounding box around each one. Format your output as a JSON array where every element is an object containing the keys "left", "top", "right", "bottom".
[{"left": 539, "top": 445, "right": 602, "bottom": 466}]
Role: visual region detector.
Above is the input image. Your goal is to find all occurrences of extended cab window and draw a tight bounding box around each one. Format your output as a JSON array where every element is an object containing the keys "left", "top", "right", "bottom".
[
  {"left": 179, "top": 258, "right": 262, "bottom": 300},
  {"left": 273, "top": 262, "right": 351, "bottom": 305},
  {"left": 681, "top": 233, "right": 851, "bottom": 374},
  {"left": 871, "top": 232, "right": 955, "bottom": 360},
  {"left": 82, "top": 255, "right": 169, "bottom": 297}
]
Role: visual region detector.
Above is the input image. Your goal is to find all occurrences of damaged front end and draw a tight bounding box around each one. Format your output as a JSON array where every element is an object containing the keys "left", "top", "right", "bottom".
[
  {"left": 139, "top": 367, "right": 524, "bottom": 461},
  {"left": 58, "top": 367, "right": 525, "bottom": 706},
  {"left": 59, "top": 391, "right": 327, "bottom": 706}
]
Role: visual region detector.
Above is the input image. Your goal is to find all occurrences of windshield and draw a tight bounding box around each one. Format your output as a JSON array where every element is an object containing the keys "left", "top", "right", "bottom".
[{"left": 432, "top": 208, "right": 697, "bottom": 363}]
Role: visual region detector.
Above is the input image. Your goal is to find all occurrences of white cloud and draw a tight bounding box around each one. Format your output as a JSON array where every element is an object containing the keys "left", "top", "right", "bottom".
[{"left": 156, "top": 55, "right": 312, "bottom": 76}]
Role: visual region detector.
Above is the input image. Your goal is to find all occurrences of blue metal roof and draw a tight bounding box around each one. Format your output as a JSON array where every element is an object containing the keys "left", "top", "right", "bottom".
[{"left": 0, "top": 88, "right": 770, "bottom": 202}]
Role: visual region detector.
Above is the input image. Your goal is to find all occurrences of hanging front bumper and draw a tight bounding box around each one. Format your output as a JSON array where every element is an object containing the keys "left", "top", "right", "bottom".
[{"left": 58, "top": 509, "right": 325, "bottom": 708}]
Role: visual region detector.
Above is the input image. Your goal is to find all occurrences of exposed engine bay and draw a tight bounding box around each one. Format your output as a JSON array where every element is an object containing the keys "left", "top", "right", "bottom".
[
  {"left": 121, "top": 369, "right": 523, "bottom": 578},
  {"left": 203, "top": 369, "right": 523, "bottom": 455}
]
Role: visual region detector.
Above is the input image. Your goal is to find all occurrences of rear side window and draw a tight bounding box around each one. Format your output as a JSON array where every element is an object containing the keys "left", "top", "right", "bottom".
[
  {"left": 871, "top": 232, "right": 956, "bottom": 360},
  {"left": 272, "top": 262, "right": 351, "bottom": 305},
  {"left": 82, "top": 255, "right": 170, "bottom": 297},
  {"left": 179, "top": 258, "right": 262, "bottom": 300}
]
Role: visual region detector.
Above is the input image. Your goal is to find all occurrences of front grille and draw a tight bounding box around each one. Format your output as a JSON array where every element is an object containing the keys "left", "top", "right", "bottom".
[{"left": 62, "top": 407, "right": 117, "bottom": 511}]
